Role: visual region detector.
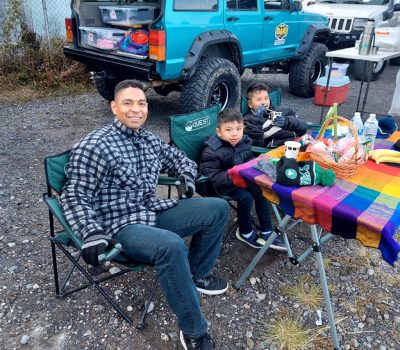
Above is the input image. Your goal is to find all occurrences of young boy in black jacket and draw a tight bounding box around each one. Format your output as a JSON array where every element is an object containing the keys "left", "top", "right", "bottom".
[
  {"left": 244, "top": 82, "right": 307, "bottom": 148},
  {"left": 200, "top": 109, "right": 286, "bottom": 251}
]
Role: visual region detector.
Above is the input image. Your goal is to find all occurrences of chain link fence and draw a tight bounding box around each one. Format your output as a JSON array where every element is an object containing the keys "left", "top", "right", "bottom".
[
  {"left": 0, "top": 0, "right": 91, "bottom": 93},
  {"left": 0, "top": 0, "right": 70, "bottom": 50}
]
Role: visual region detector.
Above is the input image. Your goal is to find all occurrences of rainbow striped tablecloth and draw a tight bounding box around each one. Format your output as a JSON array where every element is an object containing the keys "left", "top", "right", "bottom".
[{"left": 228, "top": 132, "right": 400, "bottom": 265}]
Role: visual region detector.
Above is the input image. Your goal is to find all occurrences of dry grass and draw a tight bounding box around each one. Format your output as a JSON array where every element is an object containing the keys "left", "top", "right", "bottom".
[
  {"left": 258, "top": 315, "right": 346, "bottom": 350},
  {"left": 0, "top": 37, "right": 92, "bottom": 104},
  {"left": 280, "top": 276, "right": 323, "bottom": 310}
]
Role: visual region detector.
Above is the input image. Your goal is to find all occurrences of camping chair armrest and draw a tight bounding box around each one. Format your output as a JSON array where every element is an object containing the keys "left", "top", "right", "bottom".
[
  {"left": 43, "top": 194, "right": 122, "bottom": 262},
  {"left": 251, "top": 146, "right": 271, "bottom": 155},
  {"left": 158, "top": 175, "right": 180, "bottom": 186}
]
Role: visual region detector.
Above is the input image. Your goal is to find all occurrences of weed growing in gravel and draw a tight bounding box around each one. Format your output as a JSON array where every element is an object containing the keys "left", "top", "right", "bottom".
[
  {"left": 280, "top": 276, "right": 323, "bottom": 310},
  {"left": 259, "top": 316, "right": 327, "bottom": 350}
]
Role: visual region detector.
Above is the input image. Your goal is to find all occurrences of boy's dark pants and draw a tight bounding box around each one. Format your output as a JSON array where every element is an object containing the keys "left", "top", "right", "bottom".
[{"left": 226, "top": 180, "right": 272, "bottom": 234}]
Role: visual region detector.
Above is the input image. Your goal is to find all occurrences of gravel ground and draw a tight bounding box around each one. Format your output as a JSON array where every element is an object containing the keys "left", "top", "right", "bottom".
[{"left": 1, "top": 64, "right": 400, "bottom": 350}]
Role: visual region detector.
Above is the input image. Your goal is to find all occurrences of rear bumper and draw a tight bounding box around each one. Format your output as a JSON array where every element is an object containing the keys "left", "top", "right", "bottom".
[{"left": 64, "top": 46, "right": 155, "bottom": 79}]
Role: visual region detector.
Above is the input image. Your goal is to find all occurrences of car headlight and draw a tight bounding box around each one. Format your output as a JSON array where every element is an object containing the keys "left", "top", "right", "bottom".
[{"left": 353, "top": 18, "right": 368, "bottom": 31}]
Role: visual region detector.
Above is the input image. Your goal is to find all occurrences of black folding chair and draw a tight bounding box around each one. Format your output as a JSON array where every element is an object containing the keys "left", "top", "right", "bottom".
[{"left": 43, "top": 150, "right": 156, "bottom": 329}]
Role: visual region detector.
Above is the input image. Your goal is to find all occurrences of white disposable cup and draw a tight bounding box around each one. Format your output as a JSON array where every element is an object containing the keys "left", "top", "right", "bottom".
[{"left": 284, "top": 141, "right": 301, "bottom": 159}]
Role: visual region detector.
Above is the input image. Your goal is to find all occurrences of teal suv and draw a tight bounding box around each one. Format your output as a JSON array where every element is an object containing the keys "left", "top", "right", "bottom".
[{"left": 64, "top": 0, "right": 330, "bottom": 112}]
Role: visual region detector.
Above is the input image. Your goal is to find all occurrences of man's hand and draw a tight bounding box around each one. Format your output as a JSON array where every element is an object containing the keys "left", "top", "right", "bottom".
[
  {"left": 274, "top": 115, "right": 287, "bottom": 128},
  {"left": 81, "top": 234, "right": 114, "bottom": 266},
  {"left": 177, "top": 172, "right": 195, "bottom": 199}
]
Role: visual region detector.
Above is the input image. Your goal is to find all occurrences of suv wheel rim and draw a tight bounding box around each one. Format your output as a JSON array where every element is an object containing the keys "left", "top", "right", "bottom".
[
  {"left": 311, "top": 59, "right": 323, "bottom": 84},
  {"left": 210, "top": 82, "right": 229, "bottom": 110},
  {"left": 373, "top": 61, "right": 384, "bottom": 74}
]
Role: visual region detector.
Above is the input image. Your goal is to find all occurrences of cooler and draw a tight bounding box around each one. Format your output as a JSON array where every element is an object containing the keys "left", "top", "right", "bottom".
[
  {"left": 99, "top": 5, "right": 156, "bottom": 26},
  {"left": 79, "top": 27, "right": 126, "bottom": 50},
  {"left": 314, "top": 76, "right": 350, "bottom": 106}
]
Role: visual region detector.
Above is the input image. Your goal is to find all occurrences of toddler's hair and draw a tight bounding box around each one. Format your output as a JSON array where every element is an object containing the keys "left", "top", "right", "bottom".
[
  {"left": 246, "top": 82, "right": 269, "bottom": 97},
  {"left": 217, "top": 108, "right": 244, "bottom": 128}
]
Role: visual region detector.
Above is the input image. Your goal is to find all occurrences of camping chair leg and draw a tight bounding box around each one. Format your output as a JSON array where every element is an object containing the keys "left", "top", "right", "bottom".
[
  {"left": 56, "top": 243, "right": 134, "bottom": 325},
  {"left": 50, "top": 240, "right": 61, "bottom": 296},
  {"left": 221, "top": 220, "right": 239, "bottom": 252},
  {"left": 49, "top": 212, "right": 61, "bottom": 296},
  {"left": 137, "top": 277, "right": 158, "bottom": 330},
  {"left": 58, "top": 253, "right": 81, "bottom": 296},
  {"left": 310, "top": 224, "right": 340, "bottom": 350}
]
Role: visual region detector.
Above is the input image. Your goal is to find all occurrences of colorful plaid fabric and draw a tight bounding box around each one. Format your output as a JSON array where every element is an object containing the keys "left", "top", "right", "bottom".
[{"left": 229, "top": 132, "right": 400, "bottom": 265}]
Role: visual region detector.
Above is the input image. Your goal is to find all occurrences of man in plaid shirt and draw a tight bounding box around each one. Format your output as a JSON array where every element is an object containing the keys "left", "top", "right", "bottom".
[{"left": 61, "top": 80, "right": 229, "bottom": 350}]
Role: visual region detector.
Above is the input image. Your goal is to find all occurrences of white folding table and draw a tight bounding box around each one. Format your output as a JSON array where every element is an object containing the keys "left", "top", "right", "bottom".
[{"left": 320, "top": 47, "right": 400, "bottom": 122}]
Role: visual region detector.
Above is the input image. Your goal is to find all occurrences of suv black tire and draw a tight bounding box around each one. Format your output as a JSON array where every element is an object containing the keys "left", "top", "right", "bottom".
[
  {"left": 289, "top": 42, "right": 328, "bottom": 98},
  {"left": 94, "top": 76, "right": 117, "bottom": 102},
  {"left": 352, "top": 60, "right": 386, "bottom": 81},
  {"left": 180, "top": 58, "right": 241, "bottom": 113},
  {"left": 390, "top": 57, "right": 400, "bottom": 66}
]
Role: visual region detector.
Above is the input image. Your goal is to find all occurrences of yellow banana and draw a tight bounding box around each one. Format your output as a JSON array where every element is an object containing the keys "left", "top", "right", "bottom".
[
  {"left": 369, "top": 149, "right": 400, "bottom": 164},
  {"left": 375, "top": 156, "right": 400, "bottom": 164}
]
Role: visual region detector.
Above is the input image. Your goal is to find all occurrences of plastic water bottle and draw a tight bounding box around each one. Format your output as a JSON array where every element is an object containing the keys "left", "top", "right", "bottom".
[
  {"left": 363, "top": 113, "right": 379, "bottom": 152},
  {"left": 351, "top": 112, "right": 364, "bottom": 143},
  {"left": 358, "top": 19, "right": 375, "bottom": 55}
]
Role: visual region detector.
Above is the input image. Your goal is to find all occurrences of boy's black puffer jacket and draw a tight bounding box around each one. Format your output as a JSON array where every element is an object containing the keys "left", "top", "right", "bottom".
[
  {"left": 199, "top": 135, "right": 253, "bottom": 195},
  {"left": 243, "top": 107, "right": 307, "bottom": 148}
]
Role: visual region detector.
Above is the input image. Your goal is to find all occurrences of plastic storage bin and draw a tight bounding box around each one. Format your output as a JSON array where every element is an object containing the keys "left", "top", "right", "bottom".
[
  {"left": 99, "top": 5, "right": 156, "bottom": 26},
  {"left": 80, "top": 27, "right": 126, "bottom": 50},
  {"left": 324, "top": 63, "right": 349, "bottom": 78},
  {"left": 375, "top": 27, "right": 400, "bottom": 52},
  {"left": 314, "top": 76, "right": 350, "bottom": 106}
]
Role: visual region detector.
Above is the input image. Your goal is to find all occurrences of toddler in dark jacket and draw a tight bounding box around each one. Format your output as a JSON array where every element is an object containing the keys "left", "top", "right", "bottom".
[
  {"left": 244, "top": 82, "right": 307, "bottom": 148},
  {"left": 200, "top": 109, "right": 286, "bottom": 251}
]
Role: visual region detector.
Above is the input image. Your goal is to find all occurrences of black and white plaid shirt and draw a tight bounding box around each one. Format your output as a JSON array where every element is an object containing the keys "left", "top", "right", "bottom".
[{"left": 61, "top": 119, "right": 197, "bottom": 240}]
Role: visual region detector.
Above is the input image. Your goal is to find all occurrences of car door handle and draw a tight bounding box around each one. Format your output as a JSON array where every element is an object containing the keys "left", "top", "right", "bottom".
[
  {"left": 264, "top": 16, "right": 274, "bottom": 20},
  {"left": 227, "top": 16, "right": 239, "bottom": 21}
]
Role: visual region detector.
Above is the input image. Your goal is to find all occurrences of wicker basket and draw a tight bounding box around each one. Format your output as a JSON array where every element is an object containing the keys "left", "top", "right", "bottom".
[{"left": 307, "top": 115, "right": 367, "bottom": 179}]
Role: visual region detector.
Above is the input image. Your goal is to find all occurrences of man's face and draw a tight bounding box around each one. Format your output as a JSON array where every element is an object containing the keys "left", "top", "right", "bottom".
[
  {"left": 111, "top": 87, "right": 148, "bottom": 131},
  {"left": 248, "top": 89, "right": 270, "bottom": 111},
  {"left": 216, "top": 121, "right": 244, "bottom": 147}
]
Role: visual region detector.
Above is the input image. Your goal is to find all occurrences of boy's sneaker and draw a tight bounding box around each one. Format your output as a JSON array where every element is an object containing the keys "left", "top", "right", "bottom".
[
  {"left": 257, "top": 231, "right": 287, "bottom": 251},
  {"left": 235, "top": 229, "right": 264, "bottom": 249},
  {"left": 194, "top": 275, "right": 228, "bottom": 295},
  {"left": 180, "top": 330, "right": 215, "bottom": 350}
]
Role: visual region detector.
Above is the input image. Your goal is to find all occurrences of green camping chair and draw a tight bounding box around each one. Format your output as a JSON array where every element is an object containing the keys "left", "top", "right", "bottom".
[
  {"left": 43, "top": 150, "right": 156, "bottom": 329},
  {"left": 168, "top": 104, "right": 261, "bottom": 248}
]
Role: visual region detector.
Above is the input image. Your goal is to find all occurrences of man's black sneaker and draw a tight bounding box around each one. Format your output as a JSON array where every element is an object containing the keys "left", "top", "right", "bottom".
[
  {"left": 193, "top": 274, "right": 228, "bottom": 295},
  {"left": 180, "top": 331, "right": 215, "bottom": 350},
  {"left": 258, "top": 231, "right": 287, "bottom": 251},
  {"left": 235, "top": 229, "right": 263, "bottom": 249}
]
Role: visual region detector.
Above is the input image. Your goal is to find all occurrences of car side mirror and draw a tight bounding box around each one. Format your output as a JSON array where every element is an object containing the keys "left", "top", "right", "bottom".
[{"left": 292, "top": 0, "right": 303, "bottom": 12}]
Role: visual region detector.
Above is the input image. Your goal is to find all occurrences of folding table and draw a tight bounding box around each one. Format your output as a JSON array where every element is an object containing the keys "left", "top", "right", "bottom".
[
  {"left": 228, "top": 131, "right": 400, "bottom": 349},
  {"left": 320, "top": 47, "right": 400, "bottom": 122}
]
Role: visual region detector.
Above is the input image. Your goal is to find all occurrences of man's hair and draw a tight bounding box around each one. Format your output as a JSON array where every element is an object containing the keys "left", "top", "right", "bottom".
[
  {"left": 114, "top": 80, "right": 145, "bottom": 99},
  {"left": 246, "top": 82, "right": 269, "bottom": 98},
  {"left": 217, "top": 108, "right": 243, "bottom": 128}
]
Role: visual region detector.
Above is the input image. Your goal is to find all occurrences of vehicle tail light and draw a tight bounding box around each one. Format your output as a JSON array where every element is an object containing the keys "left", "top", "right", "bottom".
[
  {"left": 65, "top": 18, "right": 74, "bottom": 43},
  {"left": 148, "top": 30, "right": 166, "bottom": 61}
]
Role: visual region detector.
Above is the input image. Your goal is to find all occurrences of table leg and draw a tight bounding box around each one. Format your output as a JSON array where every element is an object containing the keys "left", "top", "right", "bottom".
[
  {"left": 360, "top": 60, "right": 374, "bottom": 118},
  {"left": 234, "top": 214, "right": 292, "bottom": 290},
  {"left": 356, "top": 60, "right": 367, "bottom": 113},
  {"left": 310, "top": 224, "right": 340, "bottom": 350},
  {"left": 320, "top": 57, "right": 333, "bottom": 124}
]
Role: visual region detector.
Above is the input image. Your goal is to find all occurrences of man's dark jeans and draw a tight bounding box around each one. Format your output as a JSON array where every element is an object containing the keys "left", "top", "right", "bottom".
[{"left": 114, "top": 197, "right": 229, "bottom": 338}]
